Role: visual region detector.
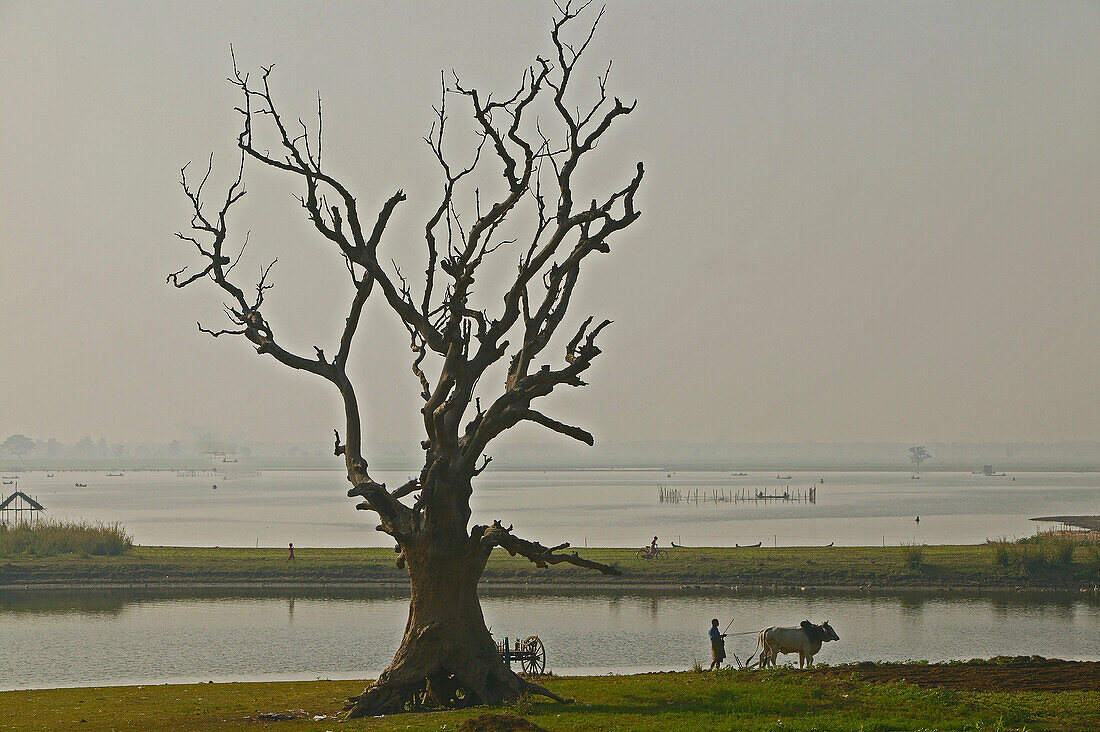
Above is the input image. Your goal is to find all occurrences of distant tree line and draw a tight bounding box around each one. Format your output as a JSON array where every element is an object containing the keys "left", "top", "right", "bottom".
[{"left": 0, "top": 433, "right": 352, "bottom": 461}]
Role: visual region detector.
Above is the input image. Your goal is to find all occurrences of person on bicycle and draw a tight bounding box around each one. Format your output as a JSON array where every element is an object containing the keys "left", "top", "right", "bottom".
[{"left": 650, "top": 536, "right": 658, "bottom": 555}]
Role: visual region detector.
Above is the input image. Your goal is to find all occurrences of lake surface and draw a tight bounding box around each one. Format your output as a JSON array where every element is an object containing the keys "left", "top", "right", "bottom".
[
  {"left": 5, "top": 469, "right": 1097, "bottom": 547},
  {"left": 1, "top": 587, "right": 1096, "bottom": 691}
]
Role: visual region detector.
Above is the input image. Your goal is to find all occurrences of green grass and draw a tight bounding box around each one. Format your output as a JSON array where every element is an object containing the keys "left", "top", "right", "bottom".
[
  {"left": 987, "top": 535, "right": 1083, "bottom": 574},
  {"left": 0, "top": 519, "right": 133, "bottom": 557},
  {"left": 900, "top": 542, "right": 925, "bottom": 572},
  {"left": 1, "top": 669, "right": 1094, "bottom": 731},
  {"left": 1, "top": 543, "right": 1096, "bottom": 588}
]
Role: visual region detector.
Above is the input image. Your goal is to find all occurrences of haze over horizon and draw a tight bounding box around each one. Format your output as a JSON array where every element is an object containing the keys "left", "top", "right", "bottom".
[{"left": 2, "top": 1, "right": 1098, "bottom": 455}]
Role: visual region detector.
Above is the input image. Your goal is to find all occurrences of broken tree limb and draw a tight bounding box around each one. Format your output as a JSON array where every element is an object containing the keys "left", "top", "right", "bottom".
[{"left": 477, "top": 520, "right": 621, "bottom": 575}]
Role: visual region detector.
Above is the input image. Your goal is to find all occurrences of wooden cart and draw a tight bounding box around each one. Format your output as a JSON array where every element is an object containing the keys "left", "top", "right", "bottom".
[{"left": 496, "top": 635, "right": 547, "bottom": 676}]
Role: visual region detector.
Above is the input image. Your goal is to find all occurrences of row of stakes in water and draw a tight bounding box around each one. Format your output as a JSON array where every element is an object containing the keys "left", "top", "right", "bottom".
[{"left": 657, "top": 485, "right": 816, "bottom": 504}]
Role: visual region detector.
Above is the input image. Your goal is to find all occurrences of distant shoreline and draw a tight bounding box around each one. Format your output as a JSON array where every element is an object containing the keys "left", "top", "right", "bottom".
[{"left": 3, "top": 545, "right": 1095, "bottom": 592}]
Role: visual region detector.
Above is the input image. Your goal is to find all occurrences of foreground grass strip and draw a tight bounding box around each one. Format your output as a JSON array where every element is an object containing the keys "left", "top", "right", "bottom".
[
  {"left": 2, "top": 669, "right": 1097, "bottom": 731},
  {"left": 2, "top": 544, "right": 1096, "bottom": 589}
]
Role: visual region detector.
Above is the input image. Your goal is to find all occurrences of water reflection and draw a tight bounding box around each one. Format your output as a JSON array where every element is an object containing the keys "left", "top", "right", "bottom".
[
  {"left": 0, "top": 585, "right": 408, "bottom": 615},
  {"left": 2, "top": 585, "right": 1097, "bottom": 691},
  {"left": 1, "top": 585, "right": 1096, "bottom": 615}
]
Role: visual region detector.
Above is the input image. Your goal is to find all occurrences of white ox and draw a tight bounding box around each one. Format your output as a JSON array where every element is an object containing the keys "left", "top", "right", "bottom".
[{"left": 756, "top": 620, "right": 839, "bottom": 668}]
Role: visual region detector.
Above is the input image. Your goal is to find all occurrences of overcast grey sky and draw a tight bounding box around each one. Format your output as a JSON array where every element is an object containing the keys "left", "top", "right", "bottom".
[{"left": 1, "top": 1, "right": 1097, "bottom": 451}]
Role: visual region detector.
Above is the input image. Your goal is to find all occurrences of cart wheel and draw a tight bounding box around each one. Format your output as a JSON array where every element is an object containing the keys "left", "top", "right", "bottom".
[{"left": 520, "top": 635, "right": 546, "bottom": 676}]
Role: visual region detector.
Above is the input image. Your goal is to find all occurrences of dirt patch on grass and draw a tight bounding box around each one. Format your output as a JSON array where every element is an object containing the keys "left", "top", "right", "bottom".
[
  {"left": 812, "top": 656, "right": 1100, "bottom": 692},
  {"left": 456, "top": 713, "right": 548, "bottom": 731}
]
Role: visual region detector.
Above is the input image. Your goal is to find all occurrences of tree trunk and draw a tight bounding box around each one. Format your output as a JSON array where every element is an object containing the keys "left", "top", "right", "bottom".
[{"left": 345, "top": 532, "right": 537, "bottom": 718}]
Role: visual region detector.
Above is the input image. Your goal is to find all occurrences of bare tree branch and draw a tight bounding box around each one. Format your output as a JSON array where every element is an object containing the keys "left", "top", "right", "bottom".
[
  {"left": 171, "top": 2, "right": 642, "bottom": 548},
  {"left": 476, "top": 520, "right": 621, "bottom": 575}
]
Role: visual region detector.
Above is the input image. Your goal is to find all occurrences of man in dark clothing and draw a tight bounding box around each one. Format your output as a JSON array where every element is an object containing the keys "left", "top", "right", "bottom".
[{"left": 709, "top": 618, "right": 727, "bottom": 670}]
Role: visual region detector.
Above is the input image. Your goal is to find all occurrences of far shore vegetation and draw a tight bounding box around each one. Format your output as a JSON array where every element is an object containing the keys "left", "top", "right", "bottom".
[
  {"left": 3, "top": 535, "right": 1096, "bottom": 590},
  {"left": 0, "top": 519, "right": 132, "bottom": 557},
  {"left": 2, "top": 660, "right": 1097, "bottom": 731}
]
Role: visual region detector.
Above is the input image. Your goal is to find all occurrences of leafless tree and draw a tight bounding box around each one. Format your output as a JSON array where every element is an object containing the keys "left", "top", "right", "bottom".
[
  {"left": 169, "top": 3, "right": 642, "bottom": 716},
  {"left": 909, "top": 446, "right": 931, "bottom": 473}
]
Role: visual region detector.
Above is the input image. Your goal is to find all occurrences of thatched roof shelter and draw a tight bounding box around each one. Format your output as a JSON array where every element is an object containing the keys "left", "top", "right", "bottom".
[{"left": 1, "top": 490, "right": 46, "bottom": 524}]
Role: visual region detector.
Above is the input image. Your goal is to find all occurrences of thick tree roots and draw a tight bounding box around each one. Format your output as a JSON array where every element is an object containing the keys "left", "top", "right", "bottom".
[{"left": 345, "top": 656, "right": 565, "bottom": 718}]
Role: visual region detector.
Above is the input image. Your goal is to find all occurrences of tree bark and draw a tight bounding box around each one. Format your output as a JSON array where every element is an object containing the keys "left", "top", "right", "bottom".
[{"left": 345, "top": 524, "right": 544, "bottom": 717}]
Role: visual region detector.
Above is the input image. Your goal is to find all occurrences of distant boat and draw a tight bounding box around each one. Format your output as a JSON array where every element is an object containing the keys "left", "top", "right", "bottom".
[
  {"left": 212, "top": 484, "right": 218, "bottom": 490},
  {"left": 106, "top": 472, "right": 124, "bottom": 477},
  {"left": 731, "top": 472, "right": 748, "bottom": 477},
  {"left": 736, "top": 542, "right": 762, "bottom": 548},
  {"left": 2, "top": 480, "right": 14, "bottom": 485},
  {"left": 46, "top": 473, "right": 54, "bottom": 477},
  {"left": 75, "top": 482, "right": 87, "bottom": 487},
  {"left": 222, "top": 457, "right": 237, "bottom": 463},
  {"left": 1, "top": 476, "right": 17, "bottom": 480},
  {"left": 911, "top": 475, "right": 920, "bottom": 479},
  {"left": 776, "top": 475, "right": 792, "bottom": 480},
  {"left": 757, "top": 491, "right": 790, "bottom": 499}
]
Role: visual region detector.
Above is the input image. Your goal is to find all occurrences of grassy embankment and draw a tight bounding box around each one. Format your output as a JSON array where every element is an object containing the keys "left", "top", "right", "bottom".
[
  {"left": 3, "top": 663, "right": 1098, "bottom": 731},
  {"left": 2, "top": 541, "right": 1097, "bottom": 589}
]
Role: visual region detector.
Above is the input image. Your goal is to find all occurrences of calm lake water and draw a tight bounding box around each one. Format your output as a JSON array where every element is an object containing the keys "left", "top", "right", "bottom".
[
  {"left": 1, "top": 587, "right": 1096, "bottom": 691},
  {"left": 5, "top": 469, "right": 1098, "bottom": 547}
]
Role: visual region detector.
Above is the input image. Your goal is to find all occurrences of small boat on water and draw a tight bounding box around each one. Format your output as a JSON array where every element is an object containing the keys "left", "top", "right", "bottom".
[
  {"left": 736, "top": 542, "right": 762, "bottom": 548},
  {"left": 106, "top": 472, "right": 124, "bottom": 477},
  {"left": 1, "top": 476, "right": 18, "bottom": 480},
  {"left": 2, "top": 480, "right": 14, "bottom": 485},
  {"left": 731, "top": 472, "right": 748, "bottom": 477},
  {"left": 756, "top": 491, "right": 790, "bottom": 499},
  {"left": 46, "top": 473, "right": 54, "bottom": 477},
  {"left": 75, "top": 482, "right": 88, "bottom": 487},
  {"left": 776, "top": 474, "right": 792, "bottom": 480}
]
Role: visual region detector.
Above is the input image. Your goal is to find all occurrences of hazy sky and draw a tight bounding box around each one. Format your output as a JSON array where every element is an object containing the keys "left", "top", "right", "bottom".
[{"left": 1, "top": 1, "right": 1097, "bottom": 452}]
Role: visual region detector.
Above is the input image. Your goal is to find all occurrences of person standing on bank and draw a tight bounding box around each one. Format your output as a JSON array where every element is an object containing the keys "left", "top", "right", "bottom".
[
  {"left": 287, "top": 542, "right": 295, "bottom": 561},
  {"left": 709, "top": 618, "right": 727, "bottom": 670}
]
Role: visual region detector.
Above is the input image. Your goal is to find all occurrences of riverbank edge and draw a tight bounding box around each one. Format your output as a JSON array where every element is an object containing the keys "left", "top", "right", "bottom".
[{"left": 2, "top": 544, "right": 1096, "bottom": 591}]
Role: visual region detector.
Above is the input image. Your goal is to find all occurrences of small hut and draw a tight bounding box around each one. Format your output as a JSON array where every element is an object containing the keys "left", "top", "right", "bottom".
[{"left": 0, "top": 490, "right": 45, "bottom": 526}]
